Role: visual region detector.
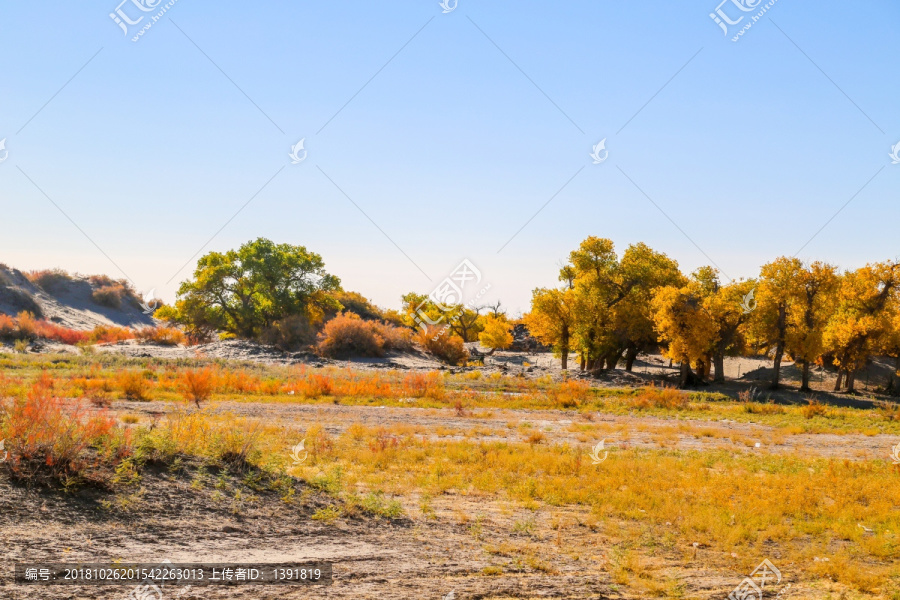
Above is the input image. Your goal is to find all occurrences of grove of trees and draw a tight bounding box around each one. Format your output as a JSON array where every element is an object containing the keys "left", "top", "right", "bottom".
[
  {"left": 526, "top": 236, "right": 900, "bottom": 392},
  {"left": 156, "top": 236, "right": 900, "bottom": 392}
]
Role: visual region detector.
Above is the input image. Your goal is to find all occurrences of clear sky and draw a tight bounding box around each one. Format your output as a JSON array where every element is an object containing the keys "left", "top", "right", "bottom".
[{"left": 1, "top": 0, "right": 897, "bottom": 315}]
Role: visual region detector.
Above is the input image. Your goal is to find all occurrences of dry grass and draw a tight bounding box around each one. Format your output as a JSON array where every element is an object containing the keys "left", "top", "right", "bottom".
[
  {"left": 2, "top": 355, "right": 900, "bottom": 596},
  {"left": 285, "top": 422, "right": 900, "bottom": 593}
]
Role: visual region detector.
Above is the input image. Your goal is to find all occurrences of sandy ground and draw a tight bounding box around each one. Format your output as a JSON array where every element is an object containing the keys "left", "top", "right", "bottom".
[
  {"left": 115, "top": 399, "right": 900, "bottom": 463},
  {"left": 0, "top": 266, "right": 155, "bottom": 330},
  {"left": 1, "top": 397, "right": 876, "bottom": 600},
  {"left": 2, "top": 342, "right": 898, "bottom": 599}
]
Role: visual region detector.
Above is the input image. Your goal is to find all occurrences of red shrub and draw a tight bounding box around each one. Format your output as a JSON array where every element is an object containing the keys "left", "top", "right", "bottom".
[
  {"left": 0, "top": 376, "right": 123, "bottom": 487},
  {"left": 33, "top": 320, "right": 89, "bottom": 345}
]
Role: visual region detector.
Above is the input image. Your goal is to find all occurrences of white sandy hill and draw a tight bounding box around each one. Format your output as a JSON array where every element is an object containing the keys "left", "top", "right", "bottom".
[{"left": 0, "top": 264, "right": 155, "bottom": 330}]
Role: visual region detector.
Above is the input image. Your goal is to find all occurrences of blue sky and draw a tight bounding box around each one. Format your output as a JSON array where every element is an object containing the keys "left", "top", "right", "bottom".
[{"left": 1, "top": 0, "right": 897, "bottom": 315}]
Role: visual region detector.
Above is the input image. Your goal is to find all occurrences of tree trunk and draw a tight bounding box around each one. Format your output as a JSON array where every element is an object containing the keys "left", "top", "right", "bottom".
[
  {"left": 624, "top": 347, "right": 638, "bottom": 372},
  {"left": 605, "top": 351, "right": 623, "bottom": 371},
  {"left": 799, "top": 361, "right": 811, "bottom": 392},
  {"left": 889, "top": 357, "right": 900, "bottom": 396},
  {"left": 713, "top": 353, "right": 725, "bottom": 383},
  {"left": 679, "top": 361, "right": 690, "bottom": 388},
  {"left": 579, "top": 355, "right": 586, "bottom": 372},
  {"left": 846, "top": 370, "right": 856, "bottom": 393},
  {"left": 834, "top": 370, "right": 844, "bottom": 392},
  {"left": 771, "top": 343, "right": 784, "bottom": 390},
  {"left": 695, "top": 358, "right": 706, "bottom": 381}
]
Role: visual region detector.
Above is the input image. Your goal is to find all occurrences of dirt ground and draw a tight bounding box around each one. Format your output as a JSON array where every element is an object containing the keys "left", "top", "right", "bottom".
[
  {"left": 2, "top": 395, "right": 896, "bottom": 599},
  {"left": 0, "top": 451, "right": 801, "bottom": 600},
  {"left": 2, "top": 344, "right": 898, "bottom": 599},
  {"left": 115, "top": 399, "right": 900, "bottom": 463}
]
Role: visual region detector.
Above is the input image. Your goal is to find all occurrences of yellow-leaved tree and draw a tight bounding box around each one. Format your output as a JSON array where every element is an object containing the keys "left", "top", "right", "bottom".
[
  {"left": 564, "top": 237, "right": 683, "bottom": 373},
  {"left": 650, "top": 281, "right": 717, "bottom": 387},
  {"left": 822, "top": 261, "right": 900, "bottom": 392},
  {"left": 524, "top": 287, "right": 577, "bottom": 370},
  {"left": 782, "top": 261, "right": 840, "bottom": 391},
  {"left": 651, "top": 267, "right": 752, "bottom": 386},
  {"left": 478, "top": 314, "right": 513, "bottom": 355}
]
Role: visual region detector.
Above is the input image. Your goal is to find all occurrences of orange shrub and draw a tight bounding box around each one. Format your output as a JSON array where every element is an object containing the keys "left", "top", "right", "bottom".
[
  {"left": 402, "top": 372, "right": 445, "bottom": 399},
  {"left": 801, "top": 399, "right": 827, "bottom": 419},
  {"left": 88, "top": 325, "right": 134, "bottom": 344},
  {"left": 0, "top": 376, "right": 124, "bottom": 487},
  {"left": 372, "top": 321, "right": 414, "bottom": 351},
  {"left": 117, "top": 371, "right": 153, "bottom": 401},
  {"left": 317, "top": 313, "right": 384, "bottom": 358},
  {"left": 630, "top": 384, "right": 688, "bottom": 410},
  {"left": 547, "top": 379, "right": 591, "bottom": 408},
  {"left": 286, "top": 367, "right": 405, "bottom": 400},
  {"left": 296, "top": 373, "right": 334, "bottom": 398},
  {"left": 177, "top": 368, "right": 218, "bottom": 407},
  {"left": 260, "top": 379, "right": 284, "bottom": 395},
  {"left": 135, "top": 326, "right": 185, "bottom": 346},
  {"left": 221, "top": 370, "right": 261, "bottom": 394},
  {"left": 0, "top": 314, "right": 18, "bottom": 339},
  {"left": 417, "top": 326, "right": 468, "bottom": 366},
  {"left": 13, "top": 311, "right": 37, "bottom": 339}
]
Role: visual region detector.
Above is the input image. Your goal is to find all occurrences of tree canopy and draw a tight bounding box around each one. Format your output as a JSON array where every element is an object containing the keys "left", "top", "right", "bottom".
[{"left": 163, "top": 238, "right": 341, "bottom": 342}]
